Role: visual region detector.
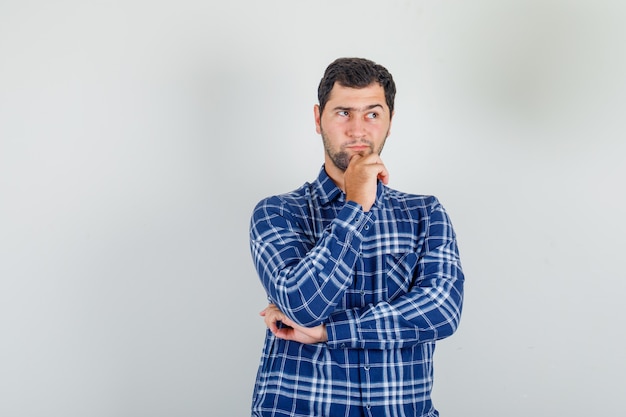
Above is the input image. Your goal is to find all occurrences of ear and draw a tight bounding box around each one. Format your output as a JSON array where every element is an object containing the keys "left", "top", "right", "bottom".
[
  {"left": 388, "top": 110, "right": 395, "bottom": 136},
  {"left": 314, "top": 104, "right": 322, "bottom": 134}
]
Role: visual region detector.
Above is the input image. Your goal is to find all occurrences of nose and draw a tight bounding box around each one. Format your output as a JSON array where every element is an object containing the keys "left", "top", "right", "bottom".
[{"left": 347, "top": 116, "right": 366, "bottom": 139}]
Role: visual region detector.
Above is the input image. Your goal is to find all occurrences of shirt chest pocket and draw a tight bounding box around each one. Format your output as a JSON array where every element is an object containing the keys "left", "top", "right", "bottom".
[{"left": 385, "top": 251, "right": 419, "bottom": 301}]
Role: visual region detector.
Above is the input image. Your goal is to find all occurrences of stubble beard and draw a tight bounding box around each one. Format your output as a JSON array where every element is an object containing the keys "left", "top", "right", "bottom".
[{"left": 321, "top": 129, "right": 388, "bottom": 172}]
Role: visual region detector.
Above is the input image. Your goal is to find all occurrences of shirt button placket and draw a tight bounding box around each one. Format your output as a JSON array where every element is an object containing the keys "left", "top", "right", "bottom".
[
  {"left": 360, "top": 351, "right": 372, "bottom": 414},
  {"left": 363, "top": 363, "right": 371, "bottom": 414}
]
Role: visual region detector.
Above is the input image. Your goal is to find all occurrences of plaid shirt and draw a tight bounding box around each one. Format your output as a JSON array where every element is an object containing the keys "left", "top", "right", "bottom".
[{"left": 249, "top": 167, "right": 464, "bottom": 417}]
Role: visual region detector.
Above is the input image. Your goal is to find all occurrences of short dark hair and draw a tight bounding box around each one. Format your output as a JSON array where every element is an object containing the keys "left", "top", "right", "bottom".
[{"left": 317, "top": 57, "right": 396, "bottom": 115}]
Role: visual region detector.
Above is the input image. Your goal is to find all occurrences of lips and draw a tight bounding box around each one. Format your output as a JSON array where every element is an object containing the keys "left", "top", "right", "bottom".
[{"left": 346, "top": 145, "right": 371, "bottom": 151}]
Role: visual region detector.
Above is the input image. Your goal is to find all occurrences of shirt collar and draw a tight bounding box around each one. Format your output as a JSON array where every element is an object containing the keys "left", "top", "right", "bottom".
[{"left": 314, "top": 165, "right": 343, "bottom": 205}]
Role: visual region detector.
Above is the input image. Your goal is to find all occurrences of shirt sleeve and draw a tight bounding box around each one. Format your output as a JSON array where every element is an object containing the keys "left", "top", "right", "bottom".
[
  {"left": 325, "top": 198, "right": 464, "bottom": 350},
  {"left": 250, "top": 196, "right": 374, "bottom": 327}
]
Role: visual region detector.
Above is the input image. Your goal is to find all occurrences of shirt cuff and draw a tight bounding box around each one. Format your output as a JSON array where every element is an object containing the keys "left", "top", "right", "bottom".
[
  {"left": 325, "top": 308, "right": 360, "bottom": 349},
  {"left": 333, "top": 201, "right": 375, "bottom": 241}
]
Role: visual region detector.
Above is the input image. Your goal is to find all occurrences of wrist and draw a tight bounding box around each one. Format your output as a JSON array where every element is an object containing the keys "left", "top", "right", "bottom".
[{"left": 320, "top": 324, "right": 328, "bottom": 342}]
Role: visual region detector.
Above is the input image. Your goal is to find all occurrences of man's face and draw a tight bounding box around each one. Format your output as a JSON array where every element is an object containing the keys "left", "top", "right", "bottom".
[{"left": 314, "top": 82, "right": 393, "bottom": 172}]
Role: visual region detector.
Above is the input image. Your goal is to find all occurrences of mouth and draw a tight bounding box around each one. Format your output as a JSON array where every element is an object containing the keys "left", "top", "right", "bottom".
[{"left": 346, "top": 144, "right": 371, "bottom": 152}]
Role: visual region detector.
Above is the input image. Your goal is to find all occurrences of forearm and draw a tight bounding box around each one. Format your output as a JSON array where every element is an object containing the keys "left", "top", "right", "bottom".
[{"left": 325, "top": 267, "right": 464, "bottom": 349}]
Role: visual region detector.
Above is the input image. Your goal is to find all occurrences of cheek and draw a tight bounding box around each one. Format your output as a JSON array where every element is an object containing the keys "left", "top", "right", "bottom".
[
  {"left": 373, "top": 121, "right": 391, "bottom": 135},
  {"left": 320, "top": 120, "right": 342, "bottom": 136}
]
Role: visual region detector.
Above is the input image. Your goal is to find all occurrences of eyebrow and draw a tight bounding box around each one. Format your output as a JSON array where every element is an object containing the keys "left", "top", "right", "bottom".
[{"left": 332, "top": 104, "right": 385, "bottom": 113}]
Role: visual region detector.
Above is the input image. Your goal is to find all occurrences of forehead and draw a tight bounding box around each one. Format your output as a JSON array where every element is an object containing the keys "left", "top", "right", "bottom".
[{"left": 326, "top": 82, "right": 387, "bottom": 109}]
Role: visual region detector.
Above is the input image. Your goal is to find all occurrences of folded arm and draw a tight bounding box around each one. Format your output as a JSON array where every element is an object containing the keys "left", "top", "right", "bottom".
[
  {"left": 250, "top": 197, "right": 373, "bottom": 327},
  {"left": 326, "top": 201, "right": 464, "bottom": 349},
  {"left": 259, "top": 199, "right": 464, "bottom": 350}
]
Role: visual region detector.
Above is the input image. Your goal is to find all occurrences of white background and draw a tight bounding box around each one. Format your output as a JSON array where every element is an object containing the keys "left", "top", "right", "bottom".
[{"left": 1, "top": 1, "right": 625, "bottom": 416}]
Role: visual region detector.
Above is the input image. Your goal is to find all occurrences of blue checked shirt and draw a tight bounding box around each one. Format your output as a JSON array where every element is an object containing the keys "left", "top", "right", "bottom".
[{"left": 249, "top": 167, "right": 464, "bottom": 417}]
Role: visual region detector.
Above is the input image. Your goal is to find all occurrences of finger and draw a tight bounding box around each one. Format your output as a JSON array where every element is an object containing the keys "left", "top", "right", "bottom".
[
  {"left": 264, "top": 310, "right": 284, "bottom": 333},
  {"left": 274, "top": 327, "right": 295, "bottom": 341},
  {"left": 365, "top": 157, "right": 389, "bottom": 184},
  {"left": 260, "top": 303, "right": 278, "bottom": 316},
  {"left": 346, "top": 154, "right": 361, "bottom": 169},
  {"left": 357, "top": 153, "right": 382, "bottom": 164},
  {"left": 378, "top": 167, "right": 390, "bottom": 185},
  {"left": 262, "top": 309, "right": 275, "bottom": 327},
  {"left": 269, "top": 320, "right": 279, "bottom": 334},
  {"left": 266, "top": 316, "right": 279, "bottom": 333}
]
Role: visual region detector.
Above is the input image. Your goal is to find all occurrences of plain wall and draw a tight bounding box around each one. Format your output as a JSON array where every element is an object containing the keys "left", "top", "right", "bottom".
[{"left": 1, "top": 1, "right": 625, "bottom": 416}]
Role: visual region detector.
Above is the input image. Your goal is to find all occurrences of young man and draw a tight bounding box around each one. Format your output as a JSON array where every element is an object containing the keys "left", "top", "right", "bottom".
[{"left": 249, "top": 57, "right": 464, "bottom": 417}]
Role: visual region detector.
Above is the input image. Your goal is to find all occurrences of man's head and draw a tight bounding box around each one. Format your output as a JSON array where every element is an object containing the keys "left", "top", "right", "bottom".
[
  {"left": 317, "top": 57, "right": 396, "bottom": 117},
  {"left": 314, "top": 58, "right": 396, "bottom": 176}
]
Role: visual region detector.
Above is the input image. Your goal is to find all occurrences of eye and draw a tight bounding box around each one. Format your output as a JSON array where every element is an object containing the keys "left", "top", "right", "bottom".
[
  {"left": 338, "top": 110, "right": 349, "bottom": 117},
  {"left": 366, "top": 112, "right": 378, "bottom": 119}
]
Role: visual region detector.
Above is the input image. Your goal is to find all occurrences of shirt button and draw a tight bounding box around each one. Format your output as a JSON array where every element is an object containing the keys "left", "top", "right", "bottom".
[
  {"left": 364, "top": 365, "right": 370, "bottom": 371},
  {"left": 364, "top": 224, "right": 369, "bottom": 230},
  {"left": 360, "top": 290, "right": 365, "bottom": 296},
  {"left": 340, "top": 343, "right": 346, "bottom": 349}
]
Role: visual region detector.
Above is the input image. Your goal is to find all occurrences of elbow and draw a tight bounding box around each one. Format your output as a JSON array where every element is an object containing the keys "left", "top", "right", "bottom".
[
  {"left": 447, "top": 308, "right": 463, "bottom": 337},
  {"left": 292, "top": 314, "right": 326, "bottom": 328},
  {"left": 447, "top": 271, "right": 464, "bottom": 334},
  {"left": 432, "top": 311, "right": 462, "bottom": 341},
  {"left": 273, "top": 293, "right": 330, "bottom": 328},
  {"left": 281, "top": 302, "right": 329, "bottom": 328},
  {"left": 440, "top": 294, "right": 464, "bottom": 339},
  {"left": 273, "top": 282, "right": 338, "bottom": 327}
]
